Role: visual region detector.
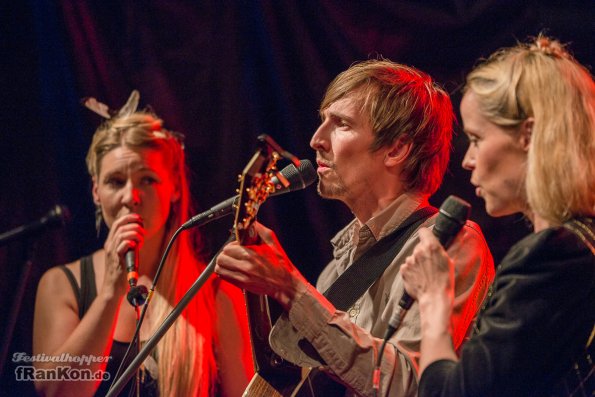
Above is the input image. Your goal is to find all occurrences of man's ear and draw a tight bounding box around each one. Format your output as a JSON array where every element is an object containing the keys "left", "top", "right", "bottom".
[
  {"left": 92, "top": 176, "right": 101, "bottom": 205},
  {"left": 384, "top": 136, "right": 412, "bottom": 167},
  {"left": 519, "top": 117, "right": 534, "bottom": 151}
]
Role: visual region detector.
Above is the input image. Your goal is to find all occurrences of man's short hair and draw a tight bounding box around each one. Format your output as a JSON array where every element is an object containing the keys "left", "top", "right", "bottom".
[{"left": 320, "top": 59, "right": 454, "bottom": 195}]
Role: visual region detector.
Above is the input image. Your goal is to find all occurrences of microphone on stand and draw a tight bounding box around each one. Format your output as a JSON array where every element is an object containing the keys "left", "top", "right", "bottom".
[
  {"left": 0, "top": 204, "right": 70, "bottom": 377},
  {"left": 180, "top": 159, "right": 317, "bottom": 230},
  {"left": 0, "top": 205, "right": 70, "bottom": 247},
  {"left": 384, "top": 195, "right": 471, "bottom": 340}
]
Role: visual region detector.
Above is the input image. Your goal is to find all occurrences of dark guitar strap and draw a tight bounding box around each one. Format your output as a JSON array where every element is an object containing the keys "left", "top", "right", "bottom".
[
  {"left": 551, "top": 217, "right": 595, "bottom": 397},
  {"left": 323, "top": 205, "right": 437, "bottom": 309},
  {"left": 301, "top": 206, "right": 437, "bottom": 396}
]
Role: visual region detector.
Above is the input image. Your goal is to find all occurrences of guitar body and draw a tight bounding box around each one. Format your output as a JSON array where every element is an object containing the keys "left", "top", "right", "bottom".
[
  {"left": 244, "top": 376, "right": 304, "bottom": 397},
  {"left": 242, "top": 292, "right": 312, "bottom": 397},
  {"left": 243, "top": 291, "right": 347, "bottom": 397}
]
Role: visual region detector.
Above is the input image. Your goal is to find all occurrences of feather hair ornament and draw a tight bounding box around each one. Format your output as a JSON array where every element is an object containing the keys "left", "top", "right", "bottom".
[{"left": 82, "top": 90, "right": 140, "bottom": 119}]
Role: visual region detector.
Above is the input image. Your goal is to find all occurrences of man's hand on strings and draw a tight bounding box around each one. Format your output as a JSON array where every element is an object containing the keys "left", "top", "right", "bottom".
[{"left": 215, "top": 222, "right": 309, "bottom": 309}]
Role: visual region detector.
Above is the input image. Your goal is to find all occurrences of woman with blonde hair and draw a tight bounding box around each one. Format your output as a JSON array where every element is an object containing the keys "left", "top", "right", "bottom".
[
  {"left": 33, "top": 91, "right": 253, "bottom": 396},
  {"left": 401, "top": 35, "right": 594, "bottom": 396}
]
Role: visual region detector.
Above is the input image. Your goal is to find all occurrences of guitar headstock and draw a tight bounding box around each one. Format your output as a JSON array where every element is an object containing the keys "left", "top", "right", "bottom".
[
  {"left": 233, "top": 141, "right": 282, "bottom": 245},
  {"left": 234, "top": 136, "right": 312, "bottom": 393}
]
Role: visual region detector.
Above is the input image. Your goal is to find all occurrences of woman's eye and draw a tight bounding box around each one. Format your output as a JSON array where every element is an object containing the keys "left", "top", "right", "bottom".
[
  {"left": 141, "top": 176, "right": 158, "bottom": 185},
  {"left": 105, "top": 178, "right": 125, "bottom": 188},
  {"left": 467, "top": 135, "right": 479, "bottom": 146}
]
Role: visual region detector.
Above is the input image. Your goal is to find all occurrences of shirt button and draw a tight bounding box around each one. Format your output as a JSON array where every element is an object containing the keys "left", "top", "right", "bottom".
[{"left": 348, "top": 303, "right": 360, "bottom": 318}]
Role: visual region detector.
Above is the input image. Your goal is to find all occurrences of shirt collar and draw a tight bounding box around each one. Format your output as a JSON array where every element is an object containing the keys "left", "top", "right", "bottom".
[
  {"left": 331, "top": 192, "right": 430, "bottom": 249},
  {"left": 367, "top": 192, "right": 429, "bottom": 240}
]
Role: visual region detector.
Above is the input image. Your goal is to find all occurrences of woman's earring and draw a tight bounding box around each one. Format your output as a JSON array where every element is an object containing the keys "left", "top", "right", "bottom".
[{"left": 95, "top": 205, "right": 103, "bottom": 238}]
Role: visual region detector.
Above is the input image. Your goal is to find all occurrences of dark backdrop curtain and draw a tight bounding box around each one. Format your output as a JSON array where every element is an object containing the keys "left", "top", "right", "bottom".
[{"left": 1, "top": 1, "right": 593, "bottom": 395}]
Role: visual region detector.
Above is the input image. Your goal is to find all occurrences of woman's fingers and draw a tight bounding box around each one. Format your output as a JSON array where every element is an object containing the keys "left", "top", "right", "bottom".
[{"left": 402, "top": 227, "right": 455, "bottom": 299}]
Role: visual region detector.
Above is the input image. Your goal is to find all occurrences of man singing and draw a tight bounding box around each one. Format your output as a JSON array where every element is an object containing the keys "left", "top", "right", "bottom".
[{"left": 215, "top": 59, "right": 494, "bottom": 396}]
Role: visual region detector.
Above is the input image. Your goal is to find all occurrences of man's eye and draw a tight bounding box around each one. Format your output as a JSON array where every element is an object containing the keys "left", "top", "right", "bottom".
[{"left": 334, "top": 118, "right": 349, "bottom": 128}]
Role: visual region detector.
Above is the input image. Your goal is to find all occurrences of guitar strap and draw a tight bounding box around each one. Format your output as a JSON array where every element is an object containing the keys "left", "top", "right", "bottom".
[
  {"left": 301, "top": 206, "right": 437, "bottom": 396},
  {"left": 552, "top": 217, "right": 595, "bottom": 397},
  {"left": 323, "top": 205, "right": 437, "bottom": 309}
]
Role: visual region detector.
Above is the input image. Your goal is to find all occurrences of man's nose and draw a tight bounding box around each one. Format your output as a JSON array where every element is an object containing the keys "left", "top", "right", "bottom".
[{"left": 310, "top": 121, "right": 330, "bottom": 152}]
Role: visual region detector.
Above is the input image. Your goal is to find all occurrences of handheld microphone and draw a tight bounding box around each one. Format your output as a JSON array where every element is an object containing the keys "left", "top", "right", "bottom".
[
  {"left": 373, "top": 196, "right": 471, "bottom": 393},
  {"left": 385, "top": 195, "right": 471, "bottom": 339},
  {"left": 125, "top": 248, "right": 139, "bottom": 287},
  {"left": 125, "top": 242, "right": 147, "bottom": 307},
  {"left": 181, "top": 159, "right": 316, "bottom": 230},
  {"left": 0, "top": 205, "right": 70, "bottom": 247}
]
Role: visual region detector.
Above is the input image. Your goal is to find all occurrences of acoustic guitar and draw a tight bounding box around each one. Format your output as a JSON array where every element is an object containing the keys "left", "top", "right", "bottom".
[{"left": 232, "top": 136, "right": 314, "bottom": 397}]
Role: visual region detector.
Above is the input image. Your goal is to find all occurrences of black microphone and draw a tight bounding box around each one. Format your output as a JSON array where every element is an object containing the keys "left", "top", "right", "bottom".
[
  {"left": 385, "top": 195, "right": 471, "bottom": 340},
  {"left": 125, "top": 248, "right": 139, "bottom": 287},
  {"left": 181, "top": 159, "right": 316, "bottom": 230},
  {"left": 126, "top": 247, "right": 147, "bottom": 307},
  {"left": 124, "top": 216, "right": 147, "bottom": 307},
  {"left": 0, "top": 205, "right": 70, "bottom": 247}
]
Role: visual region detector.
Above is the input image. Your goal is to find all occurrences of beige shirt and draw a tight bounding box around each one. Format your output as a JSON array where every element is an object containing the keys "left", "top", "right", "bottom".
[{"left": 270, "top": 193, "right": 495, "bottom": 397}]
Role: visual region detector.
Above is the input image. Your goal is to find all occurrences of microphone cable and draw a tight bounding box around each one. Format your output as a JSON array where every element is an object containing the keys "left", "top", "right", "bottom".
[
  {"left": 109, "top": 225, "right": 184, "bottom": 394},
  {"left": 373, "top": 293, "right": 414, "bottom": 396}
]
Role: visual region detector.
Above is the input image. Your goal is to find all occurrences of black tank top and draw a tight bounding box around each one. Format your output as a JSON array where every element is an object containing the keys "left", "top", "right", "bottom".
[{"left": 60, "top": 256, "right": 158, "bottom": 397}]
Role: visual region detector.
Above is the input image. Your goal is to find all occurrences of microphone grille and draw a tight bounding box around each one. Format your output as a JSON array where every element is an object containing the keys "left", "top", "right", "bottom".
[
  {"left": 282, "top": 159, "right": 316, "bottom": 191},
  {"left": 433, "top": 195, "right": 471, "bottom": 247},
  {"left": 439, "top": 195, "right": 471, "bottom": 224}
]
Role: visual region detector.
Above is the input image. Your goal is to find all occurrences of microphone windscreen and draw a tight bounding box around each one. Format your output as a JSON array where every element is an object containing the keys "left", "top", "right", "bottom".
[
  {"left": 434, "top": 196, "right": 471, "bottom": 247},
  {"left": 270, "top": 159, "right": 316, "bottom": 195}
]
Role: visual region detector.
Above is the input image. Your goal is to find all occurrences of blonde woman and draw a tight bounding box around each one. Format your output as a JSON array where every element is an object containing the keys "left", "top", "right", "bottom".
[
  {"left": 33, "top": 92, "right": 253, "bottom": 396},
  {"left": 402, "top": 35, "right": 595, "bottom": 396}
]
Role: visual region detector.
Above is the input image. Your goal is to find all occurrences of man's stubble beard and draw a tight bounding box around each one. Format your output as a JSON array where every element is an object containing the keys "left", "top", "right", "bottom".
[{"left": 316, "top": 175, "right": 348, "bottom": 200}]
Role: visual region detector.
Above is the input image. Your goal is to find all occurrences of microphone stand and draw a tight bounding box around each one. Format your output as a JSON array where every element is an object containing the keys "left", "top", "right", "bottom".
[
  {"left": 105, "top": 238, "right": 231, "bottom": 397},
  {"left": 0, "top": 205, "right": 69, "bottom": 377},
  {"left": 0, "top": 240, "right": 37, "bottom": 378}
]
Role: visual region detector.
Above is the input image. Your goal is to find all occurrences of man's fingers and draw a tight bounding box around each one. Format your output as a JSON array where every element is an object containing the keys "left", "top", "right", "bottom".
[
  {"left": 254, "top": 222, "right": 279, "bottom": 246},
  {"left": 215, "top": 266, "right": 252, "bottom": 288}
]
